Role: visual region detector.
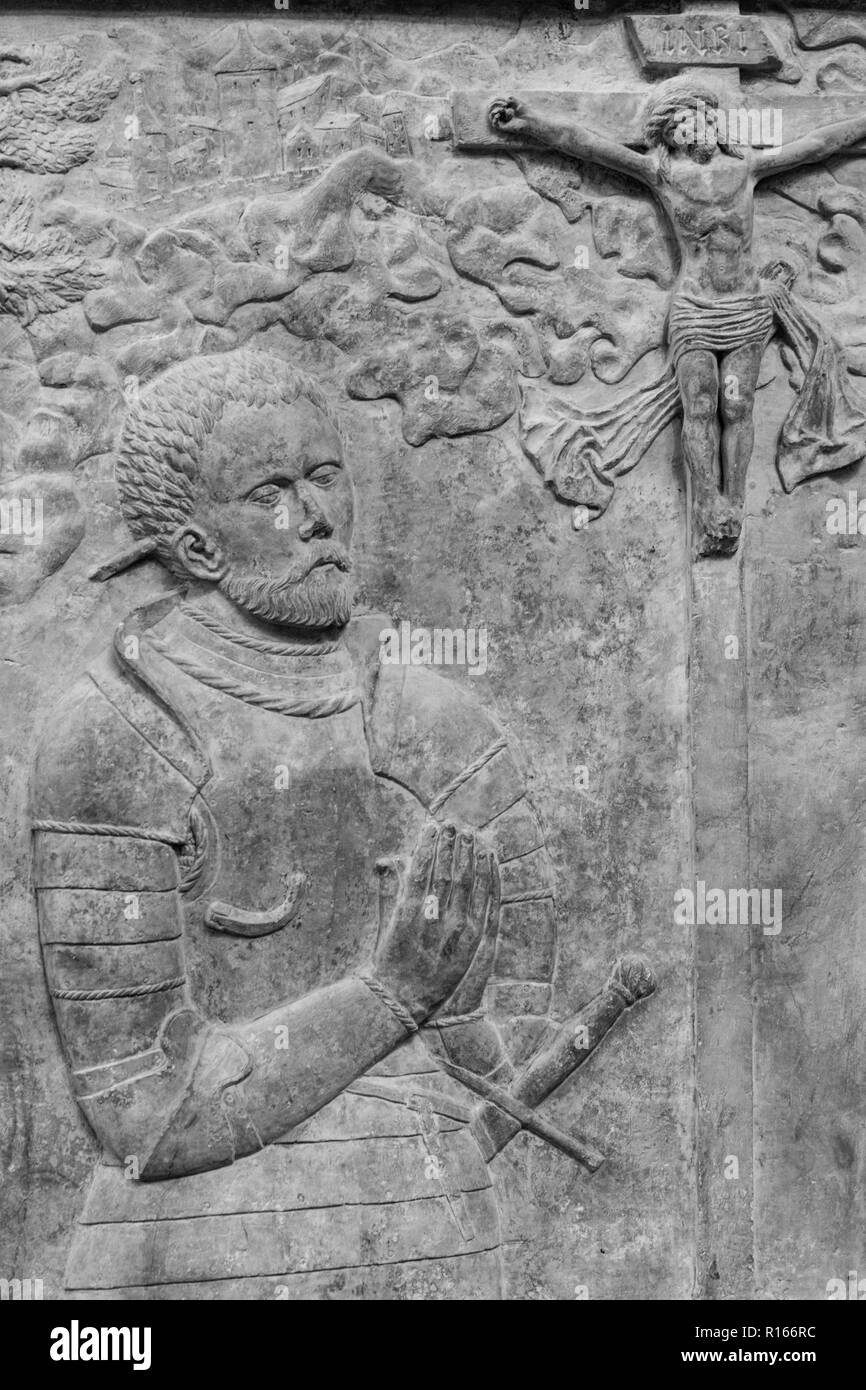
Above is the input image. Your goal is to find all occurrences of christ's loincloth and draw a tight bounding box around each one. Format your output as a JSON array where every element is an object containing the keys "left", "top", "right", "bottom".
[
  {"left": 520, "top": 273, "right": 866, "bottom": 520},
  {"left": 667, "top": 291, "right": 774, "bottom": 370}
]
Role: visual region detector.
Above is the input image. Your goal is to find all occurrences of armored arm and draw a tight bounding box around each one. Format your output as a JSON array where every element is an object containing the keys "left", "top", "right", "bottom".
[
  {"left": 33, "top": 819, "right": 412, "bottom": 1180},
  {"left": 32, "top": 676, "right": 414, "bottom": 1182},
  {"left": 364, "top": 650, "right": 557, "bottom": 1082}
]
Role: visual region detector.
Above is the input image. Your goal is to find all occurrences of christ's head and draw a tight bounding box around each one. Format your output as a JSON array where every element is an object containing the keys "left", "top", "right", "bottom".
[
  {"left": 644, "top": 86, "right": 743, "bottom": 165},
  {"left": 115, "top": 350, "right": 354, "bottom": 631}
]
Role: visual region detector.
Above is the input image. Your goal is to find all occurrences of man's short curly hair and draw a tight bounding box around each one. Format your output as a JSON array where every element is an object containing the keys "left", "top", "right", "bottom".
[{"left": 116, "top": 349, "right": 341, "bottom": 575}]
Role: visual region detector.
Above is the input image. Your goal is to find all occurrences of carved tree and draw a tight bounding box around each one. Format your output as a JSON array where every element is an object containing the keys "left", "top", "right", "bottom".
[
  {"left": 0, "top": 48, "right": 119, "bottom": 174},
  {"left": 0, "top": 187, "right": 105, "bottom": 325}
]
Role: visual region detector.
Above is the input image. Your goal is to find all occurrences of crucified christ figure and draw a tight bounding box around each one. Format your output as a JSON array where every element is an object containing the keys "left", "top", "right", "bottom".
[{"left": 489, "top": 86, "right": 866, "bottom": 553}]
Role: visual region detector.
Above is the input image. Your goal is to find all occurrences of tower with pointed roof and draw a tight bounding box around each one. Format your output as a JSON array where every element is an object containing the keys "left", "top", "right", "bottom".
[
  {"left": 214, "top": 25, "right": 279, "bottom": 179},
  {"left": 129, "top": 77, "right": 171, "bottom": 197}
]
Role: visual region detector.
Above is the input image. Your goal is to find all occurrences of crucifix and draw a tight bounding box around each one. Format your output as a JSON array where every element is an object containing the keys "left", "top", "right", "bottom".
[{"left": 452, "top": 1, "right": 866, "bottom": 1299}]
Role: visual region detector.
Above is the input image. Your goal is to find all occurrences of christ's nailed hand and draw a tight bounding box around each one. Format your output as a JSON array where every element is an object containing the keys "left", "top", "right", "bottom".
[
  {"left": 488, "top": 96, "right": 531, "bottom": 134},
  {"left": 372, "top": 820, "right": 500, "bottom": 1024}
]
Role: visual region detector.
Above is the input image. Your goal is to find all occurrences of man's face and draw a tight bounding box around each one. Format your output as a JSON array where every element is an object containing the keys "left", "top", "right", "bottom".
[
  {"left": 670, "top": 101, "right": 718, "bottom": 163},
  {"left": 191, "top": 397, "right": 354, "bottom": 629}
]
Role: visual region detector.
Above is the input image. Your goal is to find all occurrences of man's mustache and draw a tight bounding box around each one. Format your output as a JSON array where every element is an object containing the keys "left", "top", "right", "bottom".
[
  {"left": 301, "top": 545, "right": 352, "bottom": 578},
  {"left": 265, "top": 546, "right": 352, "bottom": 586}
]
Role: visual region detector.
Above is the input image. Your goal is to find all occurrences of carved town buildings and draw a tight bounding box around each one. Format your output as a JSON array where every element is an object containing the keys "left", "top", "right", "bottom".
[{"left": 94, "top": 25, "right": 410, "bottom": 206}]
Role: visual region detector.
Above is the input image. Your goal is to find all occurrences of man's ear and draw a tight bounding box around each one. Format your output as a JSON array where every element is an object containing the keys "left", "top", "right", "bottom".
[{"left": 169, "top": 524, "right": 226, "bottom": 582}]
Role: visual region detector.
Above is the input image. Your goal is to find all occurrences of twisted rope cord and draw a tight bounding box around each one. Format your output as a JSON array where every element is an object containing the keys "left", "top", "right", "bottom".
[
  {"left": 149, "top": 638, "right": 361, "bottom": 718},
  {"left": 357, "top": 970, "right": 418, "bottom": 1035},
  {"left": 429, "top": 738, "right": 508, "bottom": 815},
  {"left": 178, "top": 804, "right": 208, "bottom": 894},
  {"left": 182, "top": 604, "right": 341, "bottom": 657},
  {"left": 33, "top": 820, "right": 179, "bottom": 844},
  {"left": 500, "top": 888, "right": 555, "bottom": 905},
  {"left": 429, "top": 1009, "right": 485, "bottom": 1030},
  {"left": 52, "top": 976, "right": 185, "bottom": 1002}
]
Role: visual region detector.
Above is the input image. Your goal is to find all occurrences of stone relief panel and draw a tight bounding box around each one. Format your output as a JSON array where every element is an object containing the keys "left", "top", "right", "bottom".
[{"left": 1, "top": 2, "right": 865, "bottom": 1304}]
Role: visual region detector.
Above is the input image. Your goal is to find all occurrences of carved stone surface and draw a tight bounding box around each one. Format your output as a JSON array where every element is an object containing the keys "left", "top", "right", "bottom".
[{"left": 1, "top": 2, "right": 866, "bottom": 1303}]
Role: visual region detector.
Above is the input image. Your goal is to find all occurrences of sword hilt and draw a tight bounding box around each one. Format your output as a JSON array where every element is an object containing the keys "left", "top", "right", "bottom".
[{"left": 472, "top": 953, "right": 657, "bottom": 1164}]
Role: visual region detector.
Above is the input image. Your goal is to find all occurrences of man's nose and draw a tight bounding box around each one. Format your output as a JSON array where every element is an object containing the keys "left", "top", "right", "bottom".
[{"left": 296, "top": 485, "right": 332, "bottom": 540}]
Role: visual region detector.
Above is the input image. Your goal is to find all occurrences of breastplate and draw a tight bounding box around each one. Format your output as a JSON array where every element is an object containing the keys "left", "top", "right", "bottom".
[{"left": 145, "top": 607, "right": 421, "bottom": 1023}]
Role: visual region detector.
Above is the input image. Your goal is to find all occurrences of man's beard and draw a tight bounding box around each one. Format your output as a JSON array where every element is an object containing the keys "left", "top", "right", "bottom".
[
  {"left": 665, "top": 124, "right": 718, "bottom": 164},
  {"left": 220, "top": 547, "right": 353, "bottom": 629},
  {"left": 687, "top": 140, "right": 716, "bottom": 164}
]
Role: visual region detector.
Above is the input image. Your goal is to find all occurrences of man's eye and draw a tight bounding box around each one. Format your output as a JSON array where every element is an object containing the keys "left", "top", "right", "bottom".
[
  {"left": 246, "top": 484, "right": 281, "bottom": 506},
  {"left": 307, "top": 464, "right": 340, "bottom": 488}
]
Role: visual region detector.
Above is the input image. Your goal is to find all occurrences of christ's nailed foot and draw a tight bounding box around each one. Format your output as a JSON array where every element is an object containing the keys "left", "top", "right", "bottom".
[{"left": 693, "top": 493, "right": 743, "bottom": 558}]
